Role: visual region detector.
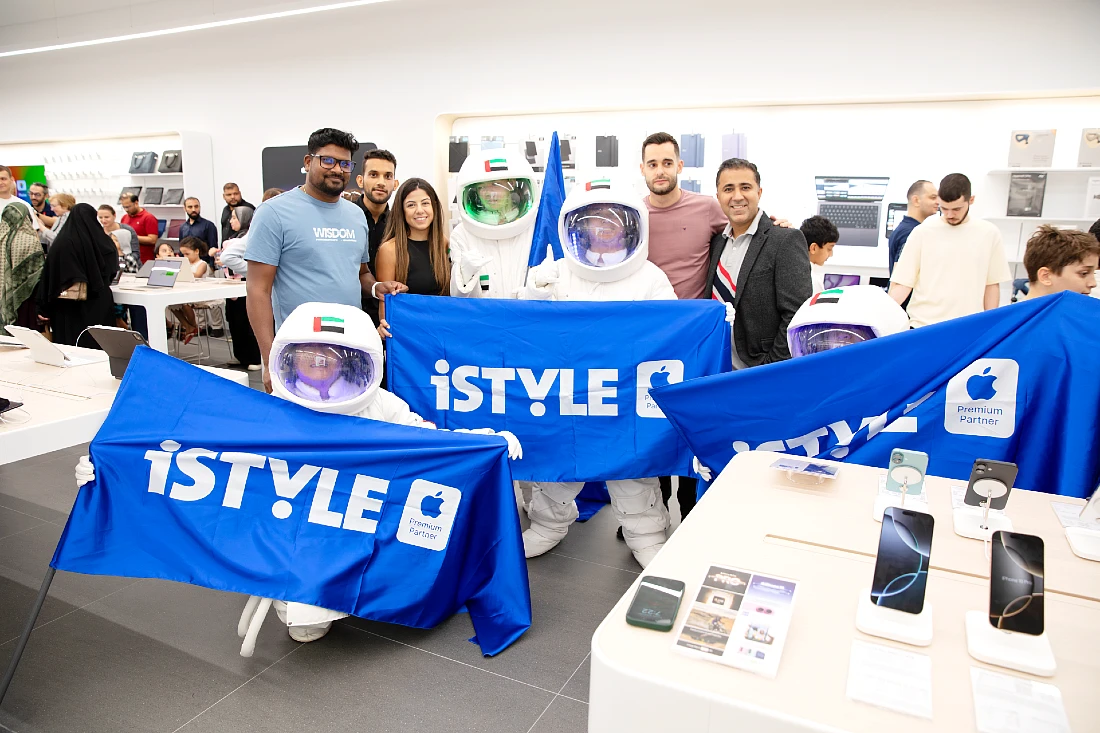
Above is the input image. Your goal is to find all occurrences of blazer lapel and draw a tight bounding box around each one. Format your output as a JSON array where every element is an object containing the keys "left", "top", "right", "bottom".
[{"left": 734, "top": 212, "right": 770, "bottom": 305}]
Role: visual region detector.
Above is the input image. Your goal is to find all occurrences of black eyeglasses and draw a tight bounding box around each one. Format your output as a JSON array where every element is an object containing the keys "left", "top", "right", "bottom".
[{"left": 310, "top": 155, "right": 356, "bottom": 172}]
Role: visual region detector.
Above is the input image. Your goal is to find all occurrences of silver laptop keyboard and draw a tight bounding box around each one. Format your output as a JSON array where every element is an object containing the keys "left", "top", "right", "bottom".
[{"left": 819, "top": 203, "right": 879, "bottom": 230}]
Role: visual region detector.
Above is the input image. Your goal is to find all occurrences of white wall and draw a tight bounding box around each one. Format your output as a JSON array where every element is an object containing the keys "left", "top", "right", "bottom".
[{"left": 0, "top": 0, "right": 1098, "bottom": 212}]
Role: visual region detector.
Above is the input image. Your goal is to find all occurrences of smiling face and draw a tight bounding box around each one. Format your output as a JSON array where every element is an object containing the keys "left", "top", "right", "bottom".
[
  {"left": 305, "top": 144, "right": 352, "bottom": 197},
  {"left": 98, "top": 208, "right": 116, "bottom": 228},
  {"left": 357, "top": 159, "right": 397, "bottom": 206},
  {"left": 0, "top": 170, "right": 14, "bottom": 197},
  {"left": 29, "top": 184, "right": 46, "bottom": 209},
  {"left": 293, "top": 344, "right": 343, "bottom": 388},
  {"left": 476, "top": 180, "right": 517, "bottom": 211},
  {"left": 403, "top": 187, "right": 434, "bottom": 234},
  {"left": 716, "top": 167, "right": 761, "bottom": 231}
]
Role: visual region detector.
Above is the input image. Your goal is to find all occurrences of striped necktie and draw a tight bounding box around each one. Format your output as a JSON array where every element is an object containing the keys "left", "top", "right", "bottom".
[{"left": 711, "top": 258, "right": 736, "bottom": 304}]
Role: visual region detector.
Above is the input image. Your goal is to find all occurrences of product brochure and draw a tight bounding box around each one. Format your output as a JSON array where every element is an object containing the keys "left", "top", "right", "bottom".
[
  {"left": 1007, "top": 129, "right": 1056, "bottom": 168},
  {"left": 674, "top": 564, "right": 797, "bottom": 679},
  {"left": 1050, "top": 501, "right": 1100, "bottom": 531},
  {"left": 771, "top": 456, "right": 839, "bottom": 479},
  {"left": 1085, "top": 177, "right": 1100, "bottom": 219},
  {"left": 1078, "top": 128, "right": 1100, "bottom": 167},
  {"left": 1006, "top": 172, "right": 1047, "bottom": 217}
]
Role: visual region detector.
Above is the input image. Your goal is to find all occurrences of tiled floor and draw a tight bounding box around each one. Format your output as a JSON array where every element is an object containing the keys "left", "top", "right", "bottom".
[{"left": 0, "top": 338, "right": 683, "bottom": 732}]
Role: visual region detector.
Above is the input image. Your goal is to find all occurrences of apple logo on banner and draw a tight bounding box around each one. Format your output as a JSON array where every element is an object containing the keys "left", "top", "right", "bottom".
[
  {"left": 397, "top": 479, "right": 462, "bottom": 551},
  {"left": 944, "top": 358, "right": 1019, "bottom": 438},
  {"left": 636, "top": 360, "right": 685, "bottom": 418}
]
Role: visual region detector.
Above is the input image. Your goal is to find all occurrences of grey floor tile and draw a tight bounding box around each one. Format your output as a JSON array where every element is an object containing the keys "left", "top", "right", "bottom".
[
  {"left": 0, "top": 457, "right": 81, "bottom": 516},
  {"left": 559, "top": 654, "right": 590, "bottom": 703},
  {"left": 528, "top": 695, "right": 589, "bottom": 733},
  {"left": 549, "top": 503, "right": 639, "bottom": 572},
  {"left": 0, "top": 494, "right": 69, "bottom": 525},
  {"left": 178, "top": 624, "right": 554, "bottom": 733},
  {"left": 0, "top": 504, "right": 45, "bottom": 540}
]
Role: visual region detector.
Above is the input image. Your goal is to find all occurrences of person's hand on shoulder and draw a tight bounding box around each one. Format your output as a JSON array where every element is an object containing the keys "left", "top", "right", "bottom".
[
  {"left": 770, "top": 216, "right": 791, "bottom": 228},
  {"left": 373, "top": 281, "right": 409, "bottom": 298}
]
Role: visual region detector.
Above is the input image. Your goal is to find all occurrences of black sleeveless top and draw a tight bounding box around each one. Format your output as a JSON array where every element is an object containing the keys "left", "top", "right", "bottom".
[{"left": 405, "top": 238, "right": 441, "bottom": 295}]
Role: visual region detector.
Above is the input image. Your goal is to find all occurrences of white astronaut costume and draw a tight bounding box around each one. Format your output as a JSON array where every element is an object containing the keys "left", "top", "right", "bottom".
[
  {"left": 449, "top": 148, "right": 539, "bottom": 299},
  {"left": 519, "top": 178, "right": 675, "bottom": 568},
  {"left": 692, "top": 285, "right": 911, "bottom": 480},
  {"left": 76, "top": 301, "right": 521, "bottom": 656}
]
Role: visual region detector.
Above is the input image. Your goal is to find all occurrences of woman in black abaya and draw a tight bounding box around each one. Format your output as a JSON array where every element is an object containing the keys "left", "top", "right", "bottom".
[{"left": 37, "top": 203, "right": 119, "bottom": 347}]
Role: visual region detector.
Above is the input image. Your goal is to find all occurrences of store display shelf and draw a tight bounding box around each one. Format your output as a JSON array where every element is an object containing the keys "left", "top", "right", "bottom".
[
  {"left": 987, "top": 216, "right": 1095, "bottom": 222},
  {"left": 988, "top": 168, "right": 1099, "bottom": 174},
  {"left": 144, "top": 204, "right": 184, "bottom": 208},
  {"left": 110, "top": 172, "right": 184, "bottom": 178}
]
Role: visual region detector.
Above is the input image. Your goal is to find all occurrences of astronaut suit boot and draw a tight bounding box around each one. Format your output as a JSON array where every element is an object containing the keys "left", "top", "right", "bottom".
[
  {"left": 448, "top": 148, "right": 540, "bottom": 300},
  {"left": 519, "top": 176, "right": 676, "bottom": 568}
]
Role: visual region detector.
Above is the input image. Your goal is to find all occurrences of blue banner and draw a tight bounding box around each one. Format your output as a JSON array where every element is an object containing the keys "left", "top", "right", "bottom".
[
  {"left": 652, "top": 292, "right": 1100, "bottom": 499},
  {"left": 51, "top": 348, "right": 531, "bottom": 656},
  {"left": 528, "top": 132, "right": 566, "bottom": 267},
  {"left": 386, "top": 295, "right": 732, "bottom": 482}
]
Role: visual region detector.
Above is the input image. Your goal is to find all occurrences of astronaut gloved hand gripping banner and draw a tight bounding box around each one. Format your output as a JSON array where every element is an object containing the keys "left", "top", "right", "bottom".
[{"left": 385, "top": 295, "right": 732, "bottom": 482}]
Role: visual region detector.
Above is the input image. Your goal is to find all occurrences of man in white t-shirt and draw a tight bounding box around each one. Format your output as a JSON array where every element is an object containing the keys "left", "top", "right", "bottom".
[
  {"left": 888, "top": 173, "right": 1011, "bottom": 327},
  {"left": 0, "top": 165, "right": 40, "bottom": 230}
]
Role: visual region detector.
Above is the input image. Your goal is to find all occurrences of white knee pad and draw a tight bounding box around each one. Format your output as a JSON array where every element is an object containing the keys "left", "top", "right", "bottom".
[
  {"left": 608, "top": 478, "right": 669, "bottom": 550},
  {"left": 527, "top": 481, "right": 582, "bottom": 538}
]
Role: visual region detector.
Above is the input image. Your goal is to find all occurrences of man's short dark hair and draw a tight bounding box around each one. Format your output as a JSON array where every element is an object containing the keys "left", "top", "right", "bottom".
[
  {"left": 800, "top": 215, "right": 839, "bottom": 247},
  {"left": 1024, "top": 225, "right": 1100, "bottom": 282},
  {"left": 907, "top": 180, "right": 931, "bottom": 200},
  {"left": 307, "top": 128, "right": 359, "bottom": 155},
  {"left": 1089, "top": 218, "right": 1100, "bottom": 240},
  {"left": 122, "top": 194, "right": 139, "bottom": 204},
  {"left": 98, "top": 204, "right": 115, "bottom": 215},
  {"left": 29, "top": 182, "right": 47, "bottom": 193},
  {"left": 641, "top": 132, "right": 678, "bottom": 160},
  {"left": 363, "top": 149, "right": 397, "bottom": 169},
  {"left": 222, "top": 182, "right": 239, "bottom": 191},
  {"left": 0, "top": 165, "right": 11, "bottom": 177},
  {"left": 715, "top": 158, "right": 761, "bottom": 187},
  {"left": 938, "top": 173, "right": 971, "bottom": 203},
  {"left": 184, "top": 196, "right": 200, "bottom": 206}
]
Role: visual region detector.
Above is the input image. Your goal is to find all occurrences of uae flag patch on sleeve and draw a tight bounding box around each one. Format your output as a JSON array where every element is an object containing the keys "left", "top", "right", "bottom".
[
  {"left": 313, "top": 316, "right": 345, "bottom": 334},
  {"left": 484, "top": 158, "right": 508, "bottom": 173}
]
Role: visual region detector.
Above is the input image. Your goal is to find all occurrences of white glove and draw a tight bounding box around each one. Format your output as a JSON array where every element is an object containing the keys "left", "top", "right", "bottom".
[
  {"left": 724, "top": 302, "right": 736, "bottom": 325},
  {"left": 692, "top": 456, "right": 713, "bottom": 482},
  {"left": 75, "top": 455, "right": 95, "bottom": 487},
  {"left": 453, "top": 428, "right": 523, "bottom": 460},
  {"left": 458, "top": 252, "right": 493, "bottom": 284},
  {"left": 531, "top": 265, "right": 559, "bottom": 288}
]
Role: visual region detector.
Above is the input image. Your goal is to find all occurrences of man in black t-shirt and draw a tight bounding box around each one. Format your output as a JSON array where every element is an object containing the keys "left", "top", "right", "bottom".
[{"left": 348, "top": 150, "right": 398, "bottom": 325}]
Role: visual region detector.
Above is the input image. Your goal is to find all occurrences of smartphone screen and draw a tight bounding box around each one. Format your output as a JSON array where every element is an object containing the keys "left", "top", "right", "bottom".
[
  {"left": 626, "top": 576, "right": 685, "bottom": 631},
  {"left": 989, "top": 531, "right": 1044, "bottom": 635},
  {"left": 870, "top": 507, "right": 934, "bottom": 614}
]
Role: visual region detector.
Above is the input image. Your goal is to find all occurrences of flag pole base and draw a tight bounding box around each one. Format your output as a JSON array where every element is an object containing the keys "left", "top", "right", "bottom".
[{"left": 0, "top": 566, "right": 57, "bottom": 707}]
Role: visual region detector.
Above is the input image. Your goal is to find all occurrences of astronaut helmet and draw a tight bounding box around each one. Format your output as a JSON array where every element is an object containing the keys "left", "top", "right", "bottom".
[
  {"left": 557, "top": 177, "right": 649, "bottom": 283},
  {"left": 457, "top": 149, "right": 538, "bottom": 240},
  {"left": 269, "top": 302, "right": 383, "bottom": 414},
  {"left": 786, "top": 285, "right": 910, "bottom": 357}
]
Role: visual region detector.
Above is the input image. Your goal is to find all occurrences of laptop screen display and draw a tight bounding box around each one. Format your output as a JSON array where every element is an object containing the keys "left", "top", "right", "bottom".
[{"left": 815, "top": 177, "right": 889, "bottom": 202}]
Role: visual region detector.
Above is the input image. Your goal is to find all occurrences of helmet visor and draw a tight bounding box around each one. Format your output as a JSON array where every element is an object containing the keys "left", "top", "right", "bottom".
[
  {"left": 789, "top": 323, "right": 878, "bottom": 357},
  {"left": 563, "top": 203, "right": 642, "bottom": 268},
  {"left": 461, "top": 178, "right": 534, "bottom": 226},
  {"left": 273, "top": 342, "right": 377, "bottom": 405}
]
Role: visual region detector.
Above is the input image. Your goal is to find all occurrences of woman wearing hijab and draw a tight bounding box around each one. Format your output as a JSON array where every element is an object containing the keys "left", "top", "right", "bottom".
[
  {"left": 0, "top": 201, "right": 45, "bottom": 330},
  {"left": 37, "top": 202, "right": 118, "bottom": 347}
]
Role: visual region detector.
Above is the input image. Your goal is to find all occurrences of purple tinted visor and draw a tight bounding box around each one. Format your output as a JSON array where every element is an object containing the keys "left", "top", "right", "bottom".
[{"left": 789, "top": 323, "right": 877, "bottom": 357}]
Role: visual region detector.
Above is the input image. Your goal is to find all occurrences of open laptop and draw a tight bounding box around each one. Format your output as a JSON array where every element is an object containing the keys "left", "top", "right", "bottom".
[
  {"left": 122, "top": 258, "right": 191, "bottom": 290},
  {"left": 814, "top": 176, "right": 890, "bottom": 248},
  {"left": 4, "top": 326, "right": 107, "bottom": 368},
  {"left": 88, "top": 326, "right": 147, "bottom": 379}
]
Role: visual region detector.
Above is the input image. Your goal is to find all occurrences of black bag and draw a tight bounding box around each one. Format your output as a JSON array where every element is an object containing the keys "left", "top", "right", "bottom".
[
  {"left": 129, "top": 152, "right": 158, "bottom": 174},
  {"left": 159, "top": 150, "right": 182, "bottom": 173}
]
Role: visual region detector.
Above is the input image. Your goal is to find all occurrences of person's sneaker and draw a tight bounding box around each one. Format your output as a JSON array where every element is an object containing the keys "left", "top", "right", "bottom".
[
  {"left": 631, "top": 544, "right": 662, "bottom": 569},
  {"left": 247, "top": 364, "right": 263, "bottom": 371},
  {"left": 226, "top": 359, "right": 242, "bottom": 366},
  {"left": 288, "top": 622, "right": 332, "bottom": 642},
  {"left": 522, "top": 528, "right": 560, "bottom": 558},
  {"left": 208, "top": 328, "right": 225, "bottom": 338},
  {"left": 616, "top": 526, "right": 624, "bottom": 541}
]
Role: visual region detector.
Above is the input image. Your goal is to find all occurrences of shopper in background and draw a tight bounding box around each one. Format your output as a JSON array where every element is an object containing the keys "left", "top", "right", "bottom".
[
  {"left": 0, "top": 166, "right": 39, "bottom": 232},
  {"left": 353, "top": 149, "right": 399, "bottom": 326},
  {"left": 179, "top": 197, "right": 219, "bottom": 265},
  {"left": 1089, "top": 219, "right": 1100, "bottom": 241},
  {"left": 0, "top": 202, "right": 45, "bottom": 330},
  {"left": 37, "top": 203, "right": 118, "bottom": 347},
  {"left": 40, "top": 193, "right": 75, "bottom": 247},
  {"left": 245, "top": 128, "right": 406, "bottom": 392},
  {"left": 889, "top": 173, "right": 1011, "bottom": 327},
  {"left": 1020, "top": 225, "right": 1098, "bottom": 299},
  {"left": 97, "top": 205, "right": 141, "bottom": 268},
  {"left": 799, "top": 215, "right": 839, "bottom": 294},
  {"left": 29, "top": 182, "right": 56, "bottom": 230},
  {"left": 120, "top": 194, "right": 159, "bottom": 262},
  {"left": 708, "top": 158, "right": 812, "bottom": 367},
  {"left": 220, "top": 182, "right": 255, "bottom": 245},
  {"left": 375, "top": 178, "right": 449, "bottom": 338},
  {"left": 888, "top": 180, "right": 939, "bottom": 276}
]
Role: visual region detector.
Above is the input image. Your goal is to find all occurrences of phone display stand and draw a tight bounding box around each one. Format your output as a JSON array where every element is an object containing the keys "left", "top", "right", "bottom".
[
  {"left": 964, "top": 610, "right": 1056, "bottom": 677},
  {"left": 1064, "top": 526, "right": 1100, "bottom": 561},
  {"left": 873, "top": 475, "right": 928, "bottom": 522},
  {"left": 783, "top": 470, "right": 826, "bottom": 486},
  {"left": 856, "top": 588, "right": 933, "bottom": 646},
  {"left": 953, "top": 479, "right": 1012, "bottom": 540}
]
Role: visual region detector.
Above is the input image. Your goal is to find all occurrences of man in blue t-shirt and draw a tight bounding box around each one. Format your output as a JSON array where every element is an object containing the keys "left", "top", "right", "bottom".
[
  {"left": 888, "top": 179, "right": 940, "bottom": 276},
  {"left": 246, "top": 128, "right": 406, "bottom": 392}
]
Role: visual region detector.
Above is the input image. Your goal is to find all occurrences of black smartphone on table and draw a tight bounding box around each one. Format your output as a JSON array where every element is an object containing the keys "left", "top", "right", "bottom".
[
  {"left": 870, "top": 507, "right": 934, "bottom": 614},
  {"left": 626, "top": 576, "right": 686, "bottom": 631},
  {"left": 989, "top": 531, "right": 1044, "bottom": 635}
]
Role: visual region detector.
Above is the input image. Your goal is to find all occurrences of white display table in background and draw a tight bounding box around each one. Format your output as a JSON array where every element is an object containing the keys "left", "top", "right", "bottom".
[
  {"left": 0, "top": 343, "right": 248, "bottom": 465},
  {"left": 589, "top": 451, "right": 1097, "bottom": 733},
  {"left": 110, "top": 275, "right": 247, "bottom": 353}
]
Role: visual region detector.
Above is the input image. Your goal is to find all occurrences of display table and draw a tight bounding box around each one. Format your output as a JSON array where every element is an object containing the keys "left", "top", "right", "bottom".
[
  {"left": 0, "top": 343, "right": 248, "bottom": 465},
  {"left": 110, "top": 275, "right": 247, "bottom": 353},
  {"left": 589, "top": 451, "right": 1097, "bottom": 733}
]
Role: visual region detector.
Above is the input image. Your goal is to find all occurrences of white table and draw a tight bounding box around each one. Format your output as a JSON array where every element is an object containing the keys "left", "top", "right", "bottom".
[
  {"left": 0, "top": 343, "right": 248, "bottom": 465},
  {"left": 589, "top": 451, "right": 1099, "bottom": 733},
  {"left": 110, "top": 275, "right": 247, "bottom": 353}
]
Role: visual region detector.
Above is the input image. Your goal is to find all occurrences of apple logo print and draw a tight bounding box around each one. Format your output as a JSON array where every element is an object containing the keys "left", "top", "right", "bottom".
[
  {"left": 420, "top": 491, "right": 444, "bottom": 519},
  {"left": 966, "top": 367, "right": 998, "bottom": 401},
  {"left": 649, "top": 366, "right": 671, "bottom": 389}
]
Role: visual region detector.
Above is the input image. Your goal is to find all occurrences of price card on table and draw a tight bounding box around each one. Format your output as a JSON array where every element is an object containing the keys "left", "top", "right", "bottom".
[
  {"left": 846, "top": 640, "right": 933, "bottom": 720},
  {"left": 970, "top": 667, "right": 1070, "bottom": 733}
]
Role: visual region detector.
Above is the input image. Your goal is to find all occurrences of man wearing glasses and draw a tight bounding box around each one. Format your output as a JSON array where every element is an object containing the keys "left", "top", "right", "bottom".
[{"left": 245, "top": 128, "right": 407, "bottom": 392}]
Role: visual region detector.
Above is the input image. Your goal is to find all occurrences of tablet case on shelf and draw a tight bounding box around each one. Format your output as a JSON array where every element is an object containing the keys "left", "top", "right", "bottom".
[
  {"left": 162, "top": 188, "right": 184, "bottom": 205},
  {"left": 129, "top": 151, "right": 158, "bottom": 174},
  {"left": 119, "top": 186, "right": 142, "bottom": 202},
  {"left": 143, "top": 187, "right": 163, "bottom": 205},
  {"left": 158, "top": 150, "right": 182, "bottom": 173},
  {"left": 166, "top": 219, "right": 185, "bottom": 240}
]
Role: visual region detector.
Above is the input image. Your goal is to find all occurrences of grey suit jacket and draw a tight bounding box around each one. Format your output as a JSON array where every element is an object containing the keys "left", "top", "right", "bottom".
[{"left": 705, "top": 213, "right": 812, "bottom": 367}]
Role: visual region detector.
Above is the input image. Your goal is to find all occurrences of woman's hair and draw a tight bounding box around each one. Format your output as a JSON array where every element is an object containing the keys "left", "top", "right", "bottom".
[
  {"left": 52, "top": 193, "right": 76, "bottom": 210},
  {"left": 178, "top": 236, "right": 209, "bottom": 259},
  {"left": 382, "top": 178, "right": 449, "bottom": 294},
  {"left": 262, "top": 188, "right": 283, "bottom": 202}
]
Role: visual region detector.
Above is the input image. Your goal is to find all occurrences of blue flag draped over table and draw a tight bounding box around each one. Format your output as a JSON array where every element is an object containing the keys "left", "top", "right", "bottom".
[
  {"left": 528, "top": 131, "right": 566, "bottom": 268},
  {"left": 652, "top": 292, "right": 1100, "bottom": 499},
  {"left": 386, "top": 295, "right": 732, "bottom": 482},
  {"left": 51, "top": 348, "right": 531, "bottom": 656}
]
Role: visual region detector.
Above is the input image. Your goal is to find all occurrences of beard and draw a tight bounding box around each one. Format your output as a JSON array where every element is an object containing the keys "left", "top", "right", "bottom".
[
  {"left": 366, "top": 187, "right": 391, "bottom": 204},
  {"left": 646, "top": 175, "right": 677, "bottom": 195},
  {"left": 314, "top": 173, "right": 348, "bottom": 197}
]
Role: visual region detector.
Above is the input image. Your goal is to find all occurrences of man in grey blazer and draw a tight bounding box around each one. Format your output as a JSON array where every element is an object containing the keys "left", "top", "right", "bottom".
[{"left": 706, "top": 159, "right": 812, "bottom": 367}]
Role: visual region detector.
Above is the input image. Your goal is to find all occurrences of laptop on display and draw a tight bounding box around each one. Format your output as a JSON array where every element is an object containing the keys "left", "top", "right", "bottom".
[{"left": 815, "top": 176, "right": 890, "bottom": 248}]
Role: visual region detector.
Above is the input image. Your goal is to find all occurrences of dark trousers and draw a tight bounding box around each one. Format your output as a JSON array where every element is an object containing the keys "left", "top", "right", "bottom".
[
  {"left": 225, "top": 296, "right": 261, "bottom": 366},
  {"left": 660, "top": 476, "right": 697, "bottom": 519}
]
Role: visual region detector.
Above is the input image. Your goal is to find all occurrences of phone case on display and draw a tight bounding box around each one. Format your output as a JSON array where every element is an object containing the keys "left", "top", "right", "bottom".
[
  {"left": 158, "top": 150, "right": 182, "bottom": 173},
  {"left": 884, "top": 448, "right": 928, "bottom": 496},
  {"left": 963, "top": 459, "right": 1017, "bottom": 511},
  {"left": 595, "top": 135, "right": 619, "bottom": 167},
  {"left": 129, "top": 152, "right": 158, "bottom": 174},
  {"left": 162, "top": 188, "right": 184, "bottom": 205},
  {"left": 143, "top": 187, "right": 163, "bottom": 205}
]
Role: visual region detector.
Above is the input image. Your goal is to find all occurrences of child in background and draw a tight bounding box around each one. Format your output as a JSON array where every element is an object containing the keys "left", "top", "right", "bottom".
[
  {"left": 1020, "top": 225, "right": 1098, "bottom": 299},
  {"left": 799, "top": 215, "right": 838, "bottom": 294}
]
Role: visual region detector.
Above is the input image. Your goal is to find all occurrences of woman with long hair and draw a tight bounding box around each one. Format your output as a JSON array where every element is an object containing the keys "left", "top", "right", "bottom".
[
  {"left": 375, "top": 178, "right": 449, "bottom": 338},
  {"left": 36, "top": 202, "right": 118, "bottom": 347},
  {"left": 0, "top": 202, "right": 45, "bottom": 330}
]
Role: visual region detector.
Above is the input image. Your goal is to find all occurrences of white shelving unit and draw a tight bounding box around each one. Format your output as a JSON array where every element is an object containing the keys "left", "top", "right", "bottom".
[{"left": 984, "top": 168, "right": 1099, "bottom": 262}]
